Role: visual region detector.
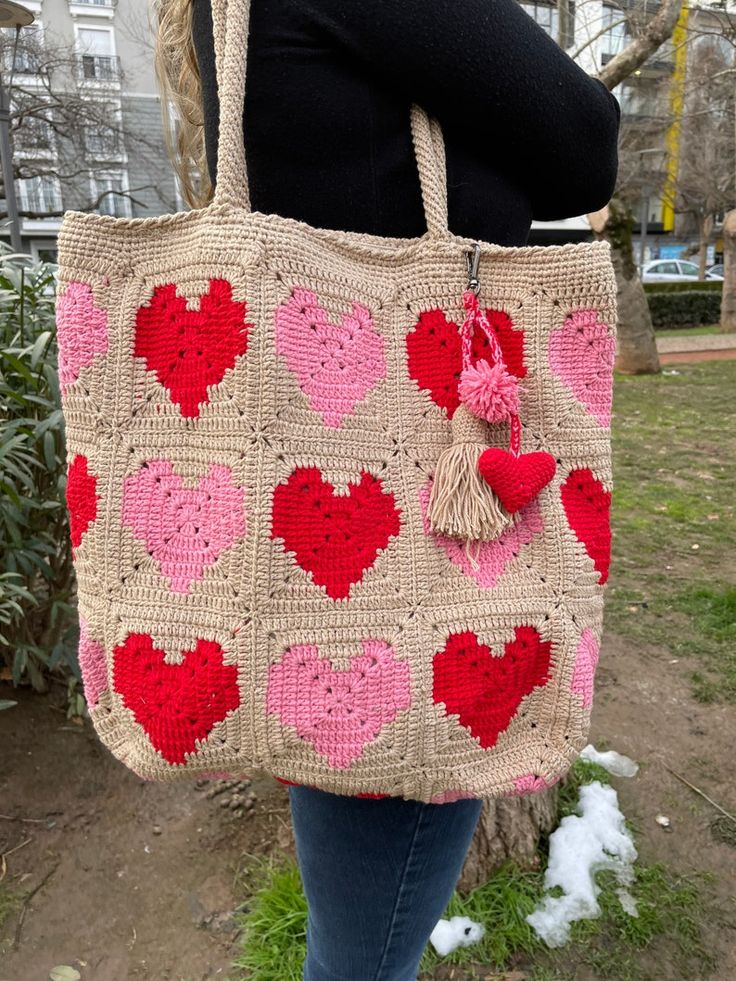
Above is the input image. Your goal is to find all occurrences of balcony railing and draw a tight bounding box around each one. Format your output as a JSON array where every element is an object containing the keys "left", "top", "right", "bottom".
[
  {"left": 77, "top": 54, "right": 121, "bottom": 82},
  {"left": 72, "top": 0, "right": 117, "bottom": 7}
]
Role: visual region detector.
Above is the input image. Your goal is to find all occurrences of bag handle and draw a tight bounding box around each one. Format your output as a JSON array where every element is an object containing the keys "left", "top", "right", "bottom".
[{"left": 210, "top": 0, "right": 450, "bottom": 236}]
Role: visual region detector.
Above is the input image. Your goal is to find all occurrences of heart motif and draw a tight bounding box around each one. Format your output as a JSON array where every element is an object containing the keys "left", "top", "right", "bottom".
[
  {"left": 113, "top": 632, "right": 240, "bottom": 765},
  {"left": 549, "top": 309, "right": 615, "bottom": 426},
  {"left": 570, "top": 628, "right": 599, "bottom": 708},
  {"left": 122, "top": 459, "right": 246, "bottom": 593},
  {"left": 478, "top": 449, "right": 557, "bottom": 514},
  {"left": 78, "top": 617, "right": 107, "bottom": 709},
  {"left": 510, "top": 773, "right": 559, "bottom": 796},
  {"left": 56, "top": 281, "right": 109, "bottom": 395},
  {"left": 561, "top": 468, "right": 611, "bottom": 584},
  {"left": 419, "top": 482, "right": 543, "bottom": 588},
  {"left": 271, "top": 467, "right": 401, "bottom": 600},
  {"left": 406, "top": 307, "right": 525, "bottom": 417},
  {"left": 433, "top": 627, "right": 552, "bottom": 750},
  {"left": 66, "top": 453, "right": 99, "bottom": 554},
  {"left": 275, "top": 287, "right": 386, "bottom": 427},
  {"left": 134, "top": 278, "right": 250, "bottom": 419},
  {"left": 267, "top": 640, "right": 411, "bottom": 768}
]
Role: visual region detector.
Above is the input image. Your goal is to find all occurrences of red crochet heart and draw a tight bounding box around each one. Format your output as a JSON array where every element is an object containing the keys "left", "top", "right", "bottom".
[
  {"left": 134, "top": 278, "right": 250, "bottom": 419},
  {"left": 433, "top": 627, "right": 552, "bottom": 749},
  {"left": 271, "top": 467, "right": 401, "bottom": 600},
  {"left": 113, "top": 632, "right": 240, "bottom": 765},
  {"left": 561, "top": 468, "right": 611, "bottom": 584},
  {"left": 66, "top": 453, "right": 99, "bottom": 553},
  {"left": 478, "top": 449, "right": 556, "bottom": 514},
  {"left": 406, "top": 308, "right": 525, "bottom": 417}
]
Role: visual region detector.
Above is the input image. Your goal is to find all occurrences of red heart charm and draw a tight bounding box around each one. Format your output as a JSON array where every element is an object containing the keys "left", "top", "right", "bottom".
[
  {"left": 433, "top": 627, "right": 552, "bottom": 749},
  {"left": 134, "top": 278, "right": 250, "bottom": 419},
  {"left": 271, "top": 467, "right": 401, "bottom": 600},
  {"left": 478, "top": 449, "right": 556, "bottom": 514},
  {"left": 66, "top": 453, "right": 99, "bottom": 553},
  {"left": 561, "top": 468, "right": 611, "bottom": 584},
  {"left": 406, "top": 308, "right": 525, "bottom": 417},
  {"left": 113, "top": 632, "right": 240, "bottom": 765}
]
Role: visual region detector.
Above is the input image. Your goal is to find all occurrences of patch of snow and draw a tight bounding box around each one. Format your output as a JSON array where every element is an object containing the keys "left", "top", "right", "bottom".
[
  {"left": 526, "top": 781, "right": 638, "bottom": 948},
  {"left": 580, "top": 744, "right": 639, "bottom": 777},
  {"left": 617, "top": 887, "right": 639, "bottom": 917},
  {"left": 430, "top": 915, "right": 485, "bottom": 956}
]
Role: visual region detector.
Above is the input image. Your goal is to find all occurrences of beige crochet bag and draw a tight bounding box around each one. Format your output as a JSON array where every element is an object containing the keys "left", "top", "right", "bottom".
[{"left": 55, "top": 0, "right": 617, "bottom": 803}]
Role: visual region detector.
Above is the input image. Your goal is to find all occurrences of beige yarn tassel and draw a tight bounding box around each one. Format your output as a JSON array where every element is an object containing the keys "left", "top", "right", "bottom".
[{"left": 427, "top": 404, "right": 511, "bottom": 541}]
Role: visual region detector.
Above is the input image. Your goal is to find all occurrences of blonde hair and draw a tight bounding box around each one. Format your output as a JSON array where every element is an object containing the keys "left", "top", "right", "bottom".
[{"left": 154, "top": 0, "right": 212, "bottom": 209}]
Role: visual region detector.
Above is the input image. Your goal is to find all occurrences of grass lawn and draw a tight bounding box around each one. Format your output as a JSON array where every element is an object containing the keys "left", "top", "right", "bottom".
[{"left": 607, "top": 361, "right": 736, "bottom": 702}]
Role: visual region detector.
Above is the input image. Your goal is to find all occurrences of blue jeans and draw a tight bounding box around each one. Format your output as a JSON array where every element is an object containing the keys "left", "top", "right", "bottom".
[{"left": 287, "top": 785, "right": 484, "bottom": 981}]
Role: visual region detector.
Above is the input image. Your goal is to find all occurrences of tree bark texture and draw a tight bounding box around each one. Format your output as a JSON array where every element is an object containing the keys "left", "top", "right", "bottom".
[
  {"left": 458, "top": 787, "right": 559, "bottom": 893},
  {"left": 594, "top": 199, "right": 661, "bottom": 374},
  {"left": 721, "top": 209, "right": 736, "bottom": 332}
]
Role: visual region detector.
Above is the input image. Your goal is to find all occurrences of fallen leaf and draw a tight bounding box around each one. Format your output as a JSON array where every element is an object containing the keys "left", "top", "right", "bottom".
[{"left": 49, "top": 968, "right": 81, "bottom": 981}]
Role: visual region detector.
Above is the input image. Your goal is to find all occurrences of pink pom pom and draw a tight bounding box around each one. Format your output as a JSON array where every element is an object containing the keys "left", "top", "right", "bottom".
[{"left": 458, "top": 359, "right": 520, "bottom": 422}]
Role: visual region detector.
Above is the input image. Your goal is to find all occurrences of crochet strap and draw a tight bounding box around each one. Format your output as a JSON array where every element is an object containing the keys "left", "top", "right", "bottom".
[{"left": 210, "top": 0, "right": 450, "bottom": 235}]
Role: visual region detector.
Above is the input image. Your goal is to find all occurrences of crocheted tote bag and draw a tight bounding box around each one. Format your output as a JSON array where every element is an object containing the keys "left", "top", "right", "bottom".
[{"left": 55, "top": 0, "right": 617, "bottom": 803}]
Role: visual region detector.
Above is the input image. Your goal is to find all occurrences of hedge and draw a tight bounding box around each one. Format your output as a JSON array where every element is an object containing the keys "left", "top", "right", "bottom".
[
  {"left": 643, "top": 280, "right": 722, "bottom": 294},
  {"left": 646, "top": 289, "right": 722, "bottom": 328}
]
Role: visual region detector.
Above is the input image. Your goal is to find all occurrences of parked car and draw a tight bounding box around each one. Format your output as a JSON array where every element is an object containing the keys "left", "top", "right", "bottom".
[
  {"left": 642, "top": 259, "right": 723, "bottom": 283},
  {"left": 708, "top": 263, "right": 724, "bottom": 278}
]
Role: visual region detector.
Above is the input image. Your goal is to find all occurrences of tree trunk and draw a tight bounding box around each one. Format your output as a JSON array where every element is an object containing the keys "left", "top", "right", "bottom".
[
  {"left": 458, "top": 788, "right": 560, "bottom": 892},
  {"left": 721, "top": 209, "right": 736, "bottom": 332},
  {"left": 592, "top": 198, "right": 661, "bottom": 374},
  {"left": 698, "top": 213, "right": 714, "bottom": 281}
]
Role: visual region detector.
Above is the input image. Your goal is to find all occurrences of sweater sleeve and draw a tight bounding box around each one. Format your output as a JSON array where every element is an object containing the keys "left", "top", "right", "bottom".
[{"left": 302, "top": 0, "right": 621, "bottom": 219}]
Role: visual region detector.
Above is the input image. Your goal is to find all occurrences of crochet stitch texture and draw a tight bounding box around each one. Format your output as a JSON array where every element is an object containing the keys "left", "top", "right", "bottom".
[{"left": 55, "top": 0, "right": 617, "bottom": 802}]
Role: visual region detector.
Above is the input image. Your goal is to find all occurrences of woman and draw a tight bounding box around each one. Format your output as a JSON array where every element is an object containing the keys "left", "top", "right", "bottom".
[{"left": 154, "top": 2, "right": 620, "bottom": 978}]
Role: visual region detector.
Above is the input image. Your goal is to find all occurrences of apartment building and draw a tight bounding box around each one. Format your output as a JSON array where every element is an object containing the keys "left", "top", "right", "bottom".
[
  {"left": 2, "top": 0, "right": 179, "bottom": 260},
  {"left": 2, "top": 1, "right": 732, "bottom": 256}
]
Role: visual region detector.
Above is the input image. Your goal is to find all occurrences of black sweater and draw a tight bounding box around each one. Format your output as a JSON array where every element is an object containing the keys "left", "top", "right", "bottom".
[{"left": 191, "top": 0, "right": 621, "bottom": 246}]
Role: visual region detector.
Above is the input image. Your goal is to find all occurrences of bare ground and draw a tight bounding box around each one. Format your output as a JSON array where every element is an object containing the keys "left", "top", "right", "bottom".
[{"left": 2, "top": 628, "right": 735, "bottom": 981}]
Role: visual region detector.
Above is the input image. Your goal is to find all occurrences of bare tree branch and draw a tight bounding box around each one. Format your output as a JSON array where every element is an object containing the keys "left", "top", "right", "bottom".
[{"left": 598, "top": 0, "right": 684, "bottom": 90}]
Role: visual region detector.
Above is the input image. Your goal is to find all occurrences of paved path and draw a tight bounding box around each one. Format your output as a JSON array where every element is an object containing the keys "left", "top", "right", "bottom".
[{"left": 656, "top": 331, "right": 736, "bottom": 364}]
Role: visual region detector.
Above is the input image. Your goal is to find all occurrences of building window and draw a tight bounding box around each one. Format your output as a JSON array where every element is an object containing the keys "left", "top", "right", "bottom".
[
  {"left": 2, "top": 23, "right": 43, "bottom": 74},
  {"left": 76, "top": 26, "right": 120, "bottom": 81},
  {"left": 84, "top": 123, "right": 121, "bottom": 157},
  {"left": 602, "top": 4, "right": 628, "bottom": 58},
  {"left": 15, "top": 113, "right": 54, "bottom": 153},
  {"left": 93, "top": 173, "right": 129, "bottom": 217},
  {"left": 18, "top": 175, "right": 63, "bottom": 215},
  {"left": 519, "top": 2, "right": 575, "bottom": 48}
]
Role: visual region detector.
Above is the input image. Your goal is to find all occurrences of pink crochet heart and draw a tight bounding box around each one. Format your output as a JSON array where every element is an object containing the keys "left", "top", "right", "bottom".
[
  {"left": 548, "top": 309, "right": 615, "bottom": 426},
  {"left": 420, "top": 482, "right": 543, "bottom": 588},
  {"left": 275, "top": 287, "right": 386, "bottom": 427},
  {"left": 56, "top": 281, "right": 109, "bottom": 395},
  {"left": 511, "top": 773, "right": 559, "bottom": 796},
  {"left": 122, "top": 459, "right": 246, "bottom": 593},
  {"left": 267, "top": 640, "right": 411, "bottom": 769},
  {"left": 78, "top": 617, "right": 107, "bottom": 709},
  {"left": 570, "top": 628, "right": 599, "bottom": 708}
]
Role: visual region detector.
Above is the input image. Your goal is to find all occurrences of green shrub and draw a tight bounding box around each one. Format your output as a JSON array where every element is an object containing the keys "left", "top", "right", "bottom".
[
  {"left": 0, "top": 249, "right": 79, "bottom": 697},
  {"left": 643, "top": 280, "right": 722, "bottom": 294},
  {"left": 646, "top": 290, "right": 722, "bottom": 329}
]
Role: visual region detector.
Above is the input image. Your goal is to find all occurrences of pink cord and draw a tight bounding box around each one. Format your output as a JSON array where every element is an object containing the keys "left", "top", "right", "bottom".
[{"left": 460, "top": 291, "right": 521, "bottom": 457}]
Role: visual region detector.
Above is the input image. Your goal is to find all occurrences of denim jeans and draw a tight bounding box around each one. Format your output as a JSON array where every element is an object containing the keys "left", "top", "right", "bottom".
[{"left": 287, "top": 785, "right": 484, "bottom": 981}]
